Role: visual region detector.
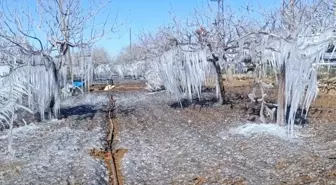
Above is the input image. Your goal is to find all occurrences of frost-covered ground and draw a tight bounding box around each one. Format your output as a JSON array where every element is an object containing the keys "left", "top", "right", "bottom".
[
  {"left": 1, "top": 87, "right": 336, "bottom": 185},
  {"left": 0, "top": 94, "right": 109, "bottom": 185},
  {"left": 114, "top": 90, "right": 336, "bottom": 185}
]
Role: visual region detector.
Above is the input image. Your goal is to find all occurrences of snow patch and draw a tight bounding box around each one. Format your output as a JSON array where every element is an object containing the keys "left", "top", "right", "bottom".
[
  {"left": 230, "top": 123, "right": 288, "bottom": 139},
  {"left": 0, "top": 124, "right": 39, "bottom": 140}
]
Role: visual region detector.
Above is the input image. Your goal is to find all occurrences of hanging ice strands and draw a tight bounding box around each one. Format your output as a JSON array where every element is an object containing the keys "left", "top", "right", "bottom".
[{"left": 158, "top": 46, "right": 217, "bottom": 101}]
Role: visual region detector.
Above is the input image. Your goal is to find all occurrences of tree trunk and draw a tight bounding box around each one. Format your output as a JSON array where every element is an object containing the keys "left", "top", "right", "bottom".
[
  {"left": 226, "top": 65, "right": 234, "bottom": 81},
  {"left": 276, "top": 63, "right": 286, "bottom": 126},
  {"left": 212, "top": 60, "right": 226, "bottom": 105},
  {"left": 67, "top": 48, "right": 74, "bottom": 84}
]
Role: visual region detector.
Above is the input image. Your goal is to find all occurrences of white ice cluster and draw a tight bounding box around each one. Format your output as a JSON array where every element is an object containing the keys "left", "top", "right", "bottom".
[
  {"left": 143, "top": 59, "right": 163, "bottom": 91},
  {"left": 239, "top": 26, "right": 336, "bottom": 136},
  {"left": 157, "top": 46, "right": 217, "bottom": 100},
  {"left": 113, "top": 60, "right": 148, "bottom": 79},
  {"left": 0, "top": 55, "right": 61, "bottom": 126}
]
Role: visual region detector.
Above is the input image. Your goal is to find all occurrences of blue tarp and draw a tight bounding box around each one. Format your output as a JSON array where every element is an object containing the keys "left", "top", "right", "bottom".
[{"left": 73, "top": 81, "right": 85, "bottom": 88}]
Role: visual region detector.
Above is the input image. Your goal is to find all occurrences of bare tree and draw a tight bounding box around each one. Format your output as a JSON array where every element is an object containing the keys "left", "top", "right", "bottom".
[
  {"left": 0, "top": 0, "right": 120, "bottom": 119},
  {"left": 116, "top": 27, "right": 179, "bottom": 62},
  {"left": 91, "top": 46, "right": 112, "bottom": 67}
]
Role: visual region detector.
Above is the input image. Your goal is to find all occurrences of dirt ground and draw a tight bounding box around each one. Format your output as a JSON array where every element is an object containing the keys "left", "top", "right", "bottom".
[
  {"left": 222, "top": 78, "right": 336, "bottom": 124},
  {"left": 111, "top": 78, "right": 336, "bottom": 185}
]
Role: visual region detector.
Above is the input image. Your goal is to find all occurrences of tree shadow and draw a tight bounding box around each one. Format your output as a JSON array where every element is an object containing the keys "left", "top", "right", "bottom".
[
  {"left": 201, "top": 87, "right": 216, "bottom": 93},
  {"left": 251, "top": 103, "right": 309, "bottom": 126},
  {"left": 170, "top": 97, "right": 219, "bottom": 110},
  {"left": 59, "top": 105, "right": 97, "bottom": 119},
  {"left": 284, "top": 106, "right": 309, "bottom": 127},
  {"left": 117, "top": 108, "right": 135, "bottom": 116}
]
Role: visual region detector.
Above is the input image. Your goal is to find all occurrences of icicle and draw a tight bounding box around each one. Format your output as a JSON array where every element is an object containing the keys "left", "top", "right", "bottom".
[
  {"left": 251, "top": 23, "right": 335, "bottom": 137},
  {"left": 157, "top": 46, "right": 213, "bottom": 102}
]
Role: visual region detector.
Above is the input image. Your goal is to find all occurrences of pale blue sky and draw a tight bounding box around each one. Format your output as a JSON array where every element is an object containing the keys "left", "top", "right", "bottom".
[
  {"left": 100, "top": 0, "right": 280, "bottom": 57},
  {"left": 19, "top": 0, "right": 279, "bottom": 57}
]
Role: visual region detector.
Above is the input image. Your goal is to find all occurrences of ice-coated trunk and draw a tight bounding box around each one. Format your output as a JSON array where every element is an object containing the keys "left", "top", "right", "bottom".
[
  {"left": 211, "top": 60, "right": 226, "bottom": 105},
  {"left": 276, "top": 63, "right": 286, "bottom": 126},
  {"left": 67, "top": 49, "right": 74, "bottom": 84},
  {"left": 225, "top": 65, "right": 234, "bottom": 81},
  {"left": 8, "top": 69, "right": 14, "bottom": 155}
]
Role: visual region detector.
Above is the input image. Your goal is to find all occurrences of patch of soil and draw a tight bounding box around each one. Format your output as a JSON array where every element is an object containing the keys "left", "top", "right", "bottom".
[
  {"left": 113, "top": 148, "right": 128, "bottom": 185},
  {"left": 90, "top": 81, "right": 147, "bottom": 93},
  {"left": 112, "top": 85, "right": 147, "bottom": 92},
  {"left": 222, "top": 78, "right": 336, "bottom": 124}
]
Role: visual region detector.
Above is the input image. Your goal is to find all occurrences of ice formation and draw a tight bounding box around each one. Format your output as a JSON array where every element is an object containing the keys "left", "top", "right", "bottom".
[
  {"left": 282, "top": 28, "right": 335, "bottom": 136},
  {"left": 94, "top": 64, "right": 117, "bottom": 79},
  {"left": 31, "top": 57, "right": 60, "bottom": 120},
  {"left": 0, "top": 64, "right": 30, "bottom": 128},
  {"left": 241, "top": 26, "right": 336, "bottom": 136},
  {"left": 71, "top": 51, "right": 94, "bottom": 91},
  {"left": 144, "top": 59, "right": 163, "bottom": 91},
  {"left": 0, "top": 55, "right": 62, "bottom": 124},
  {"left": 154, "top": 20, "right": 335, "bottom": 136},
  {"left": 113, "top": 60, "right": 148, "bottom": 79},
  {"left": 112, "top": 58, "right": 165, "bottom": 91},
  {"left": 157, "top": 46, "right": 217, "bottom": 100}
]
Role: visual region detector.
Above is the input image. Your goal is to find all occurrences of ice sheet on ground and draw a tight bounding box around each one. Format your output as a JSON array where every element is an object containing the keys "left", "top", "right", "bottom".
[
  {"left": 0, "top": 94, "right": 109, "bottom": 185},
  {"left": 230, "top": 123, "right": 288, "bottom": 139}
]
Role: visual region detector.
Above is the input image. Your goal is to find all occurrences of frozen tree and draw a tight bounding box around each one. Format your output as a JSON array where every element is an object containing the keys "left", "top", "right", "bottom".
[
  {"left": 154, "top": 1, "right": 256, "bottom": 104},
  {"left": 71, "top": 47, "right": 94, "bottom": 93},
  {"left": 144, "top": 60, "right": 163, "bottom": 91},
  {"left": 116, "top": 44, "right": 147, "bottom": 63},
  {"left": 158, "top": 46, "right": 215, "bottom": 100},
  {"left": 0, "top": 0, "right": 118, "bottom": 117},
  {"left": 129, "top": 0, "right": 336, "bottom": 137},
  {"left": 137, "top": 28, "right": 180, "bottom": 59},
  {"left": 0, "top": 0, "right": 119, "bottom": 153},
  {"left": 0, "top": 54, "right": 32, "bottom": 154},
  {"left": 91, "top": 47, "right": 113, "bottom": 67},
  {"left": 237, "top": 0, "right": 336, "bottom": 135},
  {"left": 110, "top": 28, "right": 178, "bottom": 90},
  {"left": 116, "top": 28, "right": 178, "bottom": 63},
  {"left": 34, "top": 0, "right": 120, "bottom": 83},
  {"left": 110, "top": 1, "right": 257, "bottom": 100},
  {"left": 113, "top": 59, "right": 148, "bottom": 79},
  {"left": 158, "top": 0, "right": 336, "bottom": 136},
  {"left": 94, "top": 64, "right": 117, "bottom": 80}
]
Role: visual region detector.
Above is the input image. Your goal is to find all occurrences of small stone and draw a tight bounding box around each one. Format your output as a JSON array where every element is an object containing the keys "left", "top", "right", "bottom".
[
  {"left": 295, "top": 174, "right": 313, "bottom": 184},
  {"left": 15, "top": 166, "right": 21, "bottom": 174},
  {"left": 327, "top": 170, "right": 336, "bottom": 179}
]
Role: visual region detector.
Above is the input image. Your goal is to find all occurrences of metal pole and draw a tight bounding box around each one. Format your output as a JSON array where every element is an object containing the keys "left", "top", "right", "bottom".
[
  {"left": 129, "top": 27, "right": 132, "bottom": 49},
  {"left": 221, "top": 0, "right": 224, "bottom": 45},
  {"left": 210, "top": 0, "right": 222, "bottom": 21},
  {"left": 334, "top": 0, "right": 336, "bottom": 25}
]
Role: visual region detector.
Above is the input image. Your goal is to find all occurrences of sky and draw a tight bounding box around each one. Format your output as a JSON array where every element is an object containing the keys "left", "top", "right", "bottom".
[
  {"left": 17, "top": 0, "right": 279, "bottom": 58},
  {"left": 98, "top": 0, "right": 208, "bottom": 57},
  {"left": 98, "top": 0, "right": 280, "bottom": 57}
]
